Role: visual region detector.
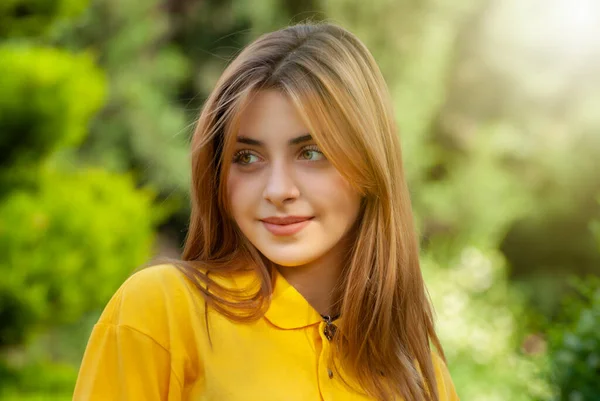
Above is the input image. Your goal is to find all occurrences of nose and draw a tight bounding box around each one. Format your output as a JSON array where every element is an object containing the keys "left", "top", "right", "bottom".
[{"left": 263, "top": 161, "right": 300, "bottom": 206}]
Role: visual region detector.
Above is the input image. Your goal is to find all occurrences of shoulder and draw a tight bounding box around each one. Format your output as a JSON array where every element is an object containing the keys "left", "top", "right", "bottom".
[
  {"left": 97, "top": 264, "right": 203, "bottom": 347},
  {"left": 99, "top": 263, "right": 196, "bottom": 320},
  {"left": 431, "top": 351, "right": 460, "bottom": 401}
]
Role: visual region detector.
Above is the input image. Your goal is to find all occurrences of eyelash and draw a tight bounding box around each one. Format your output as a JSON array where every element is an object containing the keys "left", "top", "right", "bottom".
[{"left": 232, "top": 145, "right": 324, "bottom": 165}]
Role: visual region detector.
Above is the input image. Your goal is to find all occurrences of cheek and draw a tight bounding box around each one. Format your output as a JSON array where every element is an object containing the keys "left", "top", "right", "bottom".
[
  {"left": 227, "top": 171, "right": 261, "bottom": 219},
  {"left": 227, "top": 172, "right": 245, "bottom": 217},
  {"left": 304, "top": 171, "right": 361, "bottom": 221},
  {"left": 226, "top": 172, "right": 239, "bottom": 204}
]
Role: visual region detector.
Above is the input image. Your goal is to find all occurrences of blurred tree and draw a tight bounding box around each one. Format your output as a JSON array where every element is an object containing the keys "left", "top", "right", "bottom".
[
  {"left": 423, "top": 0, "right": 600, "bottom": 315},
  {"left": 545, "top": 276, "right": 600, "bottom": 400},
  {"left": 0, "top": 45, "right": 104, "bottom": 173},
  {"left": 0, "top": 0, "right": 88, "bottom": 38},
  {"left": 0, "top": 168, "right": 162, "bottom": 348},
  {"left": 422, "top": 247, "right": 550, "bottom": 401},
  {"left": 56, "top": 0, "right": 191, "bottom": 202},
  {"left": 592, "top": 197, "right": 600, "bottom": 251},
  {"left": 0, "top": 2, "right": 169, "bottom": 396}
]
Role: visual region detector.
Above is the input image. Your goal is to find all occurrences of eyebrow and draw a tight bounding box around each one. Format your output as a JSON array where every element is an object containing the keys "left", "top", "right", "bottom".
[{"left": 236, "top": 134, "right": 313, "bottom": 147}]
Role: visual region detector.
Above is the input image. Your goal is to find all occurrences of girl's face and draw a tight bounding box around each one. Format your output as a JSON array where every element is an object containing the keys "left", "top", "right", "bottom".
[{"left": 227, "top": 90, "right": 362, "bottom": 268}]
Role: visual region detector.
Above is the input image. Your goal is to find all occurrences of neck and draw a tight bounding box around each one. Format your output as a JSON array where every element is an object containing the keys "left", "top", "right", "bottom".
[{"left": 276, "top": 237, "right": 351, "bottom": 317}]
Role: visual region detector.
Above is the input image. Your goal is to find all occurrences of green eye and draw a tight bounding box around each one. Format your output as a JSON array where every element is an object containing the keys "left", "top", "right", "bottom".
[{"left": 300, "top": 147, "right": 325, "bottom": 161}]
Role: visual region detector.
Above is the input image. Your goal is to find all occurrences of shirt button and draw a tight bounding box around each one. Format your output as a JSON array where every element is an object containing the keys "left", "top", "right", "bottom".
[{"left": 327, "top": 368, "right": 334, "bottom": 379}]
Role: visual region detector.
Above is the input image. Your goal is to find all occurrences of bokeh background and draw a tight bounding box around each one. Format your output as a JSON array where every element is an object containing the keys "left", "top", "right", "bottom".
[{"left": 1, "top": 0, "right": 599, "bottom": 399}]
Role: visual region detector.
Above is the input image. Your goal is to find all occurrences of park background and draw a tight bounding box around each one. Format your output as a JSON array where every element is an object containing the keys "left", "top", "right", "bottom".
[{"left": 1, "top": 0, "right": 599, "bottom": 399}]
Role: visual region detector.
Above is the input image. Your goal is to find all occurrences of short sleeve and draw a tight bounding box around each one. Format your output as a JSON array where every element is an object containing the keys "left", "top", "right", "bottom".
[
  {"left": 73, "top": 265, "right": 193, "bottom": 400},
  {"left": 73, "top": 323, "right": 183, "bottom": 400},
  {"left": 432, "top": 352, "right": 460, "bottom": 401}
]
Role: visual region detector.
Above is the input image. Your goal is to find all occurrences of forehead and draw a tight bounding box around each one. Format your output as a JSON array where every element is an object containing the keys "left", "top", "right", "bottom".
[{"left": 237, "top": 90, "right": 308, "bottom": 141}]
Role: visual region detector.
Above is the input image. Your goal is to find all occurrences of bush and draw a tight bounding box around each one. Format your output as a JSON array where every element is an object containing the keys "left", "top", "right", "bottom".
[
  {"left": 546, "top": 276, "right": 600, "bottom": 400},
  {"left": 0, "top": 359, "right": 77, "bottom": 399},
  {"left": 0, "top": 45, "right": 105, "bottom": 170},
  {"left": 58, "top": 0, "right": 192, "bottom": 197},
  {"left": 0, "top": 0, "right": 89, "bottom": 38},
  {"left": 0, "top": 167, "right": 167, "bottom": 349},
  {"left": 0, "top": 16, "right": 175, "bottom": 396},
  {"left": 423, "top": 247, "right": 551, "bottom": 401}
]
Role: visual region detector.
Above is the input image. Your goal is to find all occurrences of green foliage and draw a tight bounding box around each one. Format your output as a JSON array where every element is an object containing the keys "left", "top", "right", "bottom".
[
  {"left": 0, "top": 45, "right": 105, "bottom": 169},
  {"left": 0, "top": 20, "right": 173, "bottom": 395},
  {"left": 0, "top": 360, "right": 77, "bottom": 399},
  {"left": 593, "top": 221, "right": 600, "bottom": 250},
  {"left": 0, "top": 167, "right": 165, "bottom": 348},
  {"left": 546, "top": 277, "right": 600, "bottom": 400},
  {"left": 233, "top": 0, "right": 324, "bottom": 37},
  {"left": 57, "top": 0, "right": 191, "bottom": 197},
  {"left": 0, "top": 394, "right": 71, "bottom": 401},
  {"left": 423, "top": 248, "right": 551, "bottom": 401},
  {"left": 591, "top": 197, "right": 600, "bottom": 252},
  {"left": 0, "top": 0, "right": 89, "bottom": 38}
]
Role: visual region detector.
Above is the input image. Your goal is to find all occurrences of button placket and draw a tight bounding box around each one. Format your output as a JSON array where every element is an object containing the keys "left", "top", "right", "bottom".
[
  {"left": 317, "top": 321, "right": 335, "bottom": 400},
  {"left": 320, "top": 314, "right": 339, "bottom": 380}
]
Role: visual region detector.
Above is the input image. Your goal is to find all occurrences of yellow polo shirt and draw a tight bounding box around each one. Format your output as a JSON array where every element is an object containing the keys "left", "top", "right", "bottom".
[{"left": 73, "top": 264, "right": 459, "bottom": 400}]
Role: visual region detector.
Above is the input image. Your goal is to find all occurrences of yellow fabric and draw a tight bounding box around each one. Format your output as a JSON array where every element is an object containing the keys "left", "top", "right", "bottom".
[{"left": 74, "top": 264, "right": 459, "bottom": 400}]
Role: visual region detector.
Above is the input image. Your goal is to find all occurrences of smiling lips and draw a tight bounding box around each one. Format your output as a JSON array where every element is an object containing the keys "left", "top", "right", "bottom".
[{"left": 260, "top": 216, "right": 314, "bottom": 236}]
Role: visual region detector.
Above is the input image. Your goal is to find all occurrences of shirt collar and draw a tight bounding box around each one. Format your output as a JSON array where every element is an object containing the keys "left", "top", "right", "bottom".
[
  {"left": 263, "top": 268, "right": 323, "bottom": 329},
  {"left": 230, "top": 267, "right": 335, "bottom": 329}
]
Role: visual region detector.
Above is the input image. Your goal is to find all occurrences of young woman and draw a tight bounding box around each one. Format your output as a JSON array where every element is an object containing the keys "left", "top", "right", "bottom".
[{"left": 74, "top": 22, "right": 459, "bottom": 401}]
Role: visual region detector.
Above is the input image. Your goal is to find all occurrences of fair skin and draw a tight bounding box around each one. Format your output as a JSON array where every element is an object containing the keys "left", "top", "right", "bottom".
[{"left": 226, "top": 89, "right": 362, "bottom": 316}]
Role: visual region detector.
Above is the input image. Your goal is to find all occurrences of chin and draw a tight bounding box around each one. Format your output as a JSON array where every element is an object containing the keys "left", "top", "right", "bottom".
[
  {"left": 270, "top": 259, "right": 311, "bottom": 267},
  {"left": 263, "top": 255, "right": 315, "bottom": 267},
  {"left": 259, "top": 246, "right": 320, "bottom": 267}
]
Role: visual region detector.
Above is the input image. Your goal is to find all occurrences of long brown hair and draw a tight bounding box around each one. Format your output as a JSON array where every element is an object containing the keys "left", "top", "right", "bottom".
[{"left": 175, "top": 22, "right": 444, "bottom": 401}]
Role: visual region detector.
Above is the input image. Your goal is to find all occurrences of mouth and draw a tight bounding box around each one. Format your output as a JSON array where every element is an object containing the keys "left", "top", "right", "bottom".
[{"left": 260, "top": 216, "right": 314, "bottom": 236}]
